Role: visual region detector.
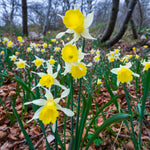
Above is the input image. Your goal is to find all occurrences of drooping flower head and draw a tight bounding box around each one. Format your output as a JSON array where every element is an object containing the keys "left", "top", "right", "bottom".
[
  {"left": 56, "top": 7, "right": 96, "bottom": 43},
  {"left": 111, "top": 62, "right": 139, "bottom": 86},
  {"left": 24, "top": 88, "right": 74, "bottom": 126}
]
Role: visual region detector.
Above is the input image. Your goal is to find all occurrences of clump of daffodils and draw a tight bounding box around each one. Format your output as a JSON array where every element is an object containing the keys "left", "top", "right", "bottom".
[
  {"left": 111, "top": 62, "right": 139, "bottom": 86},
  {"left": 25, "top": 88, "right": 74, "bottom": 126},
  {"left": 56, "top": 6, "right": 96, "bottom": 43}
]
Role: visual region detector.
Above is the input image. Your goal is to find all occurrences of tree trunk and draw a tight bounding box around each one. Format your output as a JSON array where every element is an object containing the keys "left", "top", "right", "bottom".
[
  {"left": 105, "top": 0, "right": 138, "bottom": 47},
  {"left": 99, "top": 0, "right": 120, "bottom": 43},
  {"left": 125, "top": 0, "right": 138, "bottom": 39},
  {"left": 22, "top": 0, "right": 28, "bottom": 36},
  {"left": 43, "top": 0, "right": 51, "bottom": 35}
]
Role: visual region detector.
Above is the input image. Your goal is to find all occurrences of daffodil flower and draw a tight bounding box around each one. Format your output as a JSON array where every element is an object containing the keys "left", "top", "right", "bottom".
[
  {"left": 32, "top": 62, "right": 67, "bottom": 90},
  {"left": 61, "top": 44, "right": 91, "bottom": 76},
  {"left": 24, "top": 88, "right": 74, "bottom": 130},
  {"left": 111, "top": 62, "right": 139, "bottom": 86},
  {"left": 141, "top": 60, "right": 150, "bottom": 71},
  {"left": 9, "top": 55, "right": 17, "bottom": 61},
  {"left": 32, "top": 56, "right": 45, "bottom": 69},
  {"left": 56, "top": 8, "right": 96, "bottom": 43},
  {"left": 15, "top": 59, "right": 29, "bottom": 69}
]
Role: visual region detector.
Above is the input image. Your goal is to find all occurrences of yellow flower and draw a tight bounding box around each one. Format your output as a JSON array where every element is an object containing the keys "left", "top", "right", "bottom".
[
  {"left": 111, "top": 62, "right": 139, "bottom": 86},
  {"left": 15, "top": 52, "right": 19, "bottom": 55},
  {"left": 110, "top": 52, "right": 114, "bottom": 56},
  {"left": 141, "top": 61, "right": 150, "bottom": 71},
  {"left": 135, "top": 55, "right": 139, "bottom": 59},
  {"left": 15, "top": 59, "right": 28, "bottom": 69},
  {"left": 70, "top": 63, "right": 87, "bottom": 79},
  {"left": 115, "top": 49, "right": 119, "bottom": 53},
  {"left": 20, "top": 43, "right": 23, "bottom": 46},
  {"left": 41, "top": 49, "right": 45, "bottom": 53},
  {"left": 1, "top": 51, "right": 5, "bottom": 55},
  {"left": 129, "top": 55, "right": 133, "bottom": 59},
  {"left": 17, "top": 36, "right": 22, "bottom": 42},
  {"left": 43, "top": 43, "right": 47, "bottom": 48},
  {"left": 25, "top": 88, "right": 73, "bottom": 126},
  {"left": 63, "top": 9, "right": 85, "bottom": 34},
  {"left": 27, "top": 47, "right": 31, "bottom": 52},
  {"left": 39, "top": 100, "right": 59, "bottom": 124},
  {"left": 143, "top": 45, "right": 148, "bottom": 48},
  {"left": 67, "top": 38, "right": 70, "bottom": 41},
  {"left": 117, "top": 67, "right": 133, "bottom": 83},
  {"left": 49, "top": 59, "right": 55, "bottom": 65},
  {"left": 97, "top": 79, "right": 102, "bottom": 85},
  {"left": 7, "top": 41, "right": 13, "bottom": 47},
  {"left": 51, "top": 39, "right": 56, "bottom": 42},
  {"left": 109, "top": 56, "right": 115, "bottom": 62},
  {"left": 49, "top": 44, "right": 52, "bottom": 47},
  {"left": 35, "top": 59, "right": 43, "bottom": 67},
  {"left": 39, "top": 74, "right": 54, "bottom": 87},
  {"left": 9, "top": 55, "right": 17, "bottom": 61},
  {"left": 145, "top": 63, "right": 150, "bottom": 71},
  {"left": 62, "top": 44, "right": 79, "bottom": 63},
  {"left": 56, "top": 8, "right": 95, "bottom": 43},
  {"left": 132, "top": 47, "right": 136, "bottom": 53}
]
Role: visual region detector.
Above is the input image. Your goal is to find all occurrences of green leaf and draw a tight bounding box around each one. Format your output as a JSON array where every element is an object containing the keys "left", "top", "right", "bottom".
[{"left": 85, "top": 113, "right": 130, "bottom": 150}]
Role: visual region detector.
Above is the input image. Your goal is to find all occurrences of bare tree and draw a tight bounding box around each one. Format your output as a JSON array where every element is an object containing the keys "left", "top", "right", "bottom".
[
  {"left": 22, "top": 0, "right": 28, "bottom": 36},
  {"left": 43, "top": 0, "right": 52, "bottom": 35},
  {"left": 98, "top": 0, "right": 120, "bottom": 43},
  {"left": 104, "top": 0, "right": 138, "bottom": 47}
]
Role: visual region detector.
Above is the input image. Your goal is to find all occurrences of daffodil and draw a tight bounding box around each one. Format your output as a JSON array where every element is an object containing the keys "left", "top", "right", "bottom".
[
  {"left": 32, "top": 62, "right": 67, "bottom": 90},
  {"left": 90, "top": 49, "right": 95, "bottom": 54},
  {"left": 108, "top": 56, "right": 115, "bottom": 62},
  {"left": 141, "top": 60, "right": 150, "bottom": 71},
  {"left": 143, "top": 45, "right": 148, "bottom": 48},
  {"left": 24, "top": 88, "right": 74, "bottom": 127},
  {"left": 32, "top": 56, "right": 44, "bottom": 69},
  {"left": 135, "top": 55, "right": 140, "bottom": 59},
  {"left": 43, "top": 43, "right": 47, "bottom": 48},
  {"left": 27, "top": 47, "right": 32, "bottom": 52},
  {"left": 15, "top": 59, "right": 29, "bottom": 69},
  {"left": 9, "top": 55, "right": 17, "bottom": 61},
  {"left": 56, "top": 7, "right": 96, "bottom": 43},
  {"left": 15, "top": 51, "right": 19, "bottom": 55},
  {"left": 111, "top": 62, "right": 139, "bottom": 86},
  {"left": 97, "top": 79, "right": 102, "bottom": 85},
  {"left": 49, "top": 56, "right": 55, "bottom": 65},
  {"left": 1, "top": 51, "right": 5, "bottom": 55},
  {"left": 41, "top": 49, "right": 45, "bottom": 53},
  {"left": 93, "top": 55, "right": 100, "bottom": 63}
]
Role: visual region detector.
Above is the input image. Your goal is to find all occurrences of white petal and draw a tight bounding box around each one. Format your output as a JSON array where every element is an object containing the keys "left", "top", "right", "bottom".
[
  {"left": 56, "top": 104, "right": 74, "bottom": 116},
  {"left": 84, "top": 11, "right": 94, "bottom": 28},
  {"left": 44, "top": 88, "right": 53, "bottom": 100},
  {"left": 31, "top": 83, "right": 41, "bottom": 91},
  {"left": 47, "top": 62, "right": 53, "bottom": 75},
  {"left": 56, "top": 32, "right": 65, "bottom": 39},
  {"left": 24, "top": 99, "right": 47, "bottom": 106},
  {"left": 68, "top": 32, "right": 80, "bottom": 44},
  {"left": 117, "top": 80, "right": 120, "bottom": 86},
  {"left": 132, "top": 72, "right": 140, "bottom": 77},
  {"left": 54, "top": 98, "right": 61, "bottom": 104},
  {"left": 111, "top": 68, "right": 120, "bottom": 75},
  {"left": 65, "top": 29, "right": 74, "bottom": 34},
  {"left": 53, "top": 64, "right": 61, "bottom": 78},
  {"left": 125, "top": 62, "right": 132, "bottom": 68},
  {"left": 62, "top": 62, "right": 72, "bottom": 75},
  {"left": 81, "top": 29, "right": 96, "bottom": 40},
  {"left": 52, "top": 122, "right": 56, "bottom": 133},
  {"left": 31, "top": 71, "right": 46, "bottom": 77},
  {"left": 27, "top": 107, "right": 43, "bottom": 123},
  {"left": 60, "top": 89, "right": 70, "bottom": 98},
  {"left": 86, "top": 62, "right": 92, "bottom": 67},
  {"left": 54, "top": 79, "right": 67, "bottom": 90},
  {"left": 57, "top": 14, "right": 63, "bottom": 19}
]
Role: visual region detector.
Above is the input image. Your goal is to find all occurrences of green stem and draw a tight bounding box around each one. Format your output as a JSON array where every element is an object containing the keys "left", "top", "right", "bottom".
[
  {"left": 70, "top": 75, "right": 74, "bottom": 135},
  {"left": 74, "top": 78, "right": 82, "bottom": 149},
  {"left": 123, "top": 83, "right": 138, "bottom": 150},
  {"left": 139, "top": 69, "right": 150, "bottom": 149}
]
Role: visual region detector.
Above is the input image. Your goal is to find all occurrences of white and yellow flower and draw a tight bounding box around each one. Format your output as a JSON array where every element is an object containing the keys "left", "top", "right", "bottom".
[
  {"left": 15, "top": 59, "right": 29, "bottom": 69},
  {"left": 56, "top": 8, "right": 96, "bottom": 43},
  {"left": 111, "top": 62, "right": 139, "bottom": 86},
  {"left": 24, "top": 88, "right": 74, "bottom": 127},
  {"left": 32, "top": 62, "right": 67, "bottom": 90},
  {"left": 141, "top": 60, "right": 150, "bottom": 71},
  {"left": 9, "top": 55, "right": 17, "bottom": 61},
  {"left": 32, "top": 56, "right": 45, "bottom": 69}
]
